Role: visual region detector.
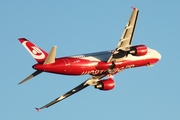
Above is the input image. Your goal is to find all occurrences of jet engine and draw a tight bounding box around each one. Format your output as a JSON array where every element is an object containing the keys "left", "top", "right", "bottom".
[
  {"left": 95, "top": 78, "right": 115, "bottom": 90},
  {"left": 129, "top": 45, "right": 148, "bottom": 56}
]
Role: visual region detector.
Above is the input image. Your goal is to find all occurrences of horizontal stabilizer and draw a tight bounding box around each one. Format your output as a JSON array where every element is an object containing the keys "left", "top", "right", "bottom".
[
  {"left": 18, "top": 70, "right": 43, "bottom": 84},
  {"left": 43, "top": 46, "right": 57, "bottom": 64}
]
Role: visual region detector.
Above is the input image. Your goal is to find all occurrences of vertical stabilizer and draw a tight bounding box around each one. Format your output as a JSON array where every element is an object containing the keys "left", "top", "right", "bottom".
[{"left": 18, "top": 38, "right": 48, "bottom": 63}]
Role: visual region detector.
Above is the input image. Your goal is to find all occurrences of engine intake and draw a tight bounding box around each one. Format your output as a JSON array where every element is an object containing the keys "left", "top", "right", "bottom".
[
  {"left": 95, "top": 78, "right": 115, "bottom": 91},
  {"left": 130, "top": 45, "right": 147, "bottom": 56}
]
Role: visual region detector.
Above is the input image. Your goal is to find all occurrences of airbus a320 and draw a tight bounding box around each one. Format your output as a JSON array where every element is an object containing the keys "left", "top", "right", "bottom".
[{"left": 18, "top": 7, "right": 161, "bottom": 111}]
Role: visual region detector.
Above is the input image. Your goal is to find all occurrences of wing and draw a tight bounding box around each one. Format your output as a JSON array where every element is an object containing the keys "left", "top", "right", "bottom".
[
  {"left": 36, "top": 74, "right": 106, "bottom": 111},
  {"left": 107, "top": 7, "right": 139, "bottom": 62}
]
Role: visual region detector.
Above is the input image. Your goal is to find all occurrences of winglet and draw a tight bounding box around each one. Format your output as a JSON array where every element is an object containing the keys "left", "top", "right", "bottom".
[{"left": 35, "top": 108, "right": 40, "bottom": 112}]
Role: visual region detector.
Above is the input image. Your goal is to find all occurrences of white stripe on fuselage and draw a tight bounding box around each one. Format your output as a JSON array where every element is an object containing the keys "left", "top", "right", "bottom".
[
  {"left": 69, "top": 50, "right": 112, "bottom": 61},
  {"left": 68, "top": 48, "right": 160, "bottom": 62}
]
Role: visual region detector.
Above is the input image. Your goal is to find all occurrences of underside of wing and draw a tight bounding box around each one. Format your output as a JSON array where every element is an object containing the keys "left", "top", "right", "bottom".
[
  {"left": 37, "top": 82, "right": 89, "bottom": 110},
  {"left": 118, "top": 7, "right": 139, "bottom": 48},
  {"left": 36, "top": 74, "right": 106, "bottom": 111},
  {"left": 108, "top": 7, "right": 139, "bottom": 62}
]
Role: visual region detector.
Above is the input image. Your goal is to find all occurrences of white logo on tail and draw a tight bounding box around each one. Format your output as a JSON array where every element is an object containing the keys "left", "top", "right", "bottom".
[{"left": 22, "top": 41, "right": 45, "bottom": 59}]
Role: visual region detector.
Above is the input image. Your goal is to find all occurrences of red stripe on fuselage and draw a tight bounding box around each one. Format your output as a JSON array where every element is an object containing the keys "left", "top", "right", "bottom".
[{"left": 33, "top": 57, "right": 159, "bottom": 76}]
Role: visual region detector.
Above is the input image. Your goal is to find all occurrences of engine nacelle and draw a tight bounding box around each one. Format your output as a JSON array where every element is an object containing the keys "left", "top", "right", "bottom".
[
  {"left": 95, "top": 78, "right": 115, "bottom": 91},
  {"left": 96, "top": 62, "right": 111, "bottom": 70},
  {"left": 130, "top": 45, "right": 148, "bottom": 56}
]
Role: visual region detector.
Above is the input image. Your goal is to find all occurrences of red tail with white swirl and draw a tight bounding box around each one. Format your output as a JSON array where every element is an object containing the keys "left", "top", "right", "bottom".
[{"left": 18, "top": 38, "right": 48, "bottom": 63}]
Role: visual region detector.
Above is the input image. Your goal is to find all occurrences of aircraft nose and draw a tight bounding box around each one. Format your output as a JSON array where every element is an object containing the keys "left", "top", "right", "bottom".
[{"left": 156, "top": 51, "right": 161, "bottom": 60}]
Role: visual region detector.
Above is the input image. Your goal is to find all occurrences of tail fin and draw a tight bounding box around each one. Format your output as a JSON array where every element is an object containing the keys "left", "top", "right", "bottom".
[
  {"left": 18, "top": 38, "right": 48, "bottom": 63},
  {"left": 18, "top": 46, "right": 57, "bottom": 85}
]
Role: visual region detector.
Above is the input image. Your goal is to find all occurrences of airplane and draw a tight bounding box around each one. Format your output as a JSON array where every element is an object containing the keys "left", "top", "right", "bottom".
[{"left": 18, "top": 7, "right": 161, "bottom": 112}]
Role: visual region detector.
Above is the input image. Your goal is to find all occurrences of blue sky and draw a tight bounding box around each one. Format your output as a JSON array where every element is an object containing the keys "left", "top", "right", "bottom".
[{"left": 1, "top": 1, "right": 179, "bottom": 120}]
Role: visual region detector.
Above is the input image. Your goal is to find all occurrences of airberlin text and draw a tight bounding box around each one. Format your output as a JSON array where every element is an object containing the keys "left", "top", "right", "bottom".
[
  {"left": 81, "top": 64, "right": 134, "bottom": 75},
  {"left": 81, "top": 69, "right": 106, "bottom": 75}
]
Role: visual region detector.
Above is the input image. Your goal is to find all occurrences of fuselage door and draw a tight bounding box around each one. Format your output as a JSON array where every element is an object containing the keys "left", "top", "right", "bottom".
[{"left": 62, "top": 58, "right": 72, "bottom": 73}]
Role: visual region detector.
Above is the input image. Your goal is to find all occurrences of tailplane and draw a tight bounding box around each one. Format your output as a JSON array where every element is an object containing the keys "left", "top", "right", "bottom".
[
  {"left": 18, "top": 38, "right": 48, "bottom": 63},
  {"left": 18, "top": 45, "right": 57, "bottom": 85}
]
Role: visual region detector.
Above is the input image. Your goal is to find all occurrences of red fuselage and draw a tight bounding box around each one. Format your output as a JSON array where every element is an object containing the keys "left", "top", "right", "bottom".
[{"left": 33, "top": 48, "right": 161, "bottom": 76}]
